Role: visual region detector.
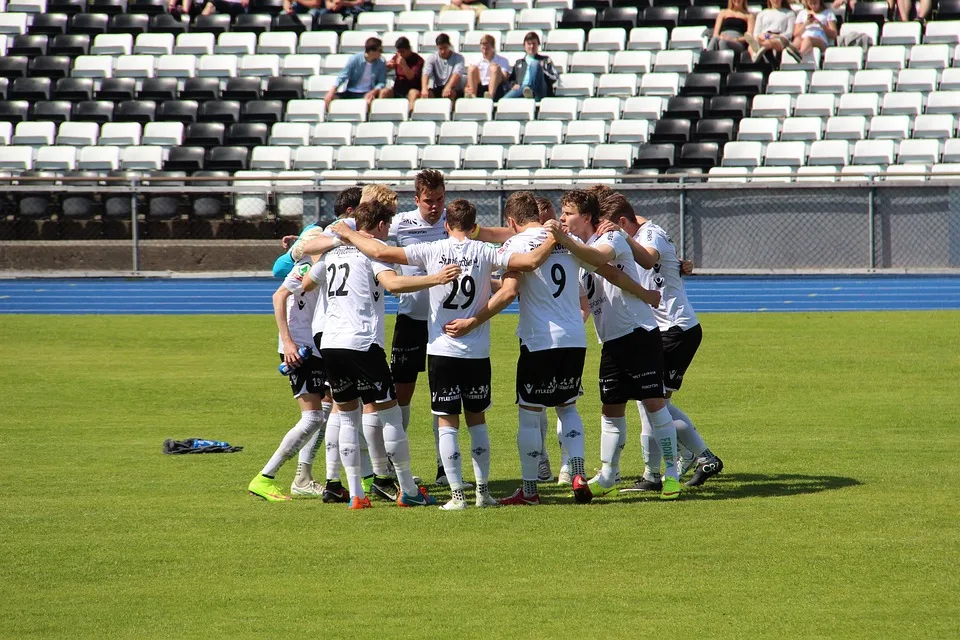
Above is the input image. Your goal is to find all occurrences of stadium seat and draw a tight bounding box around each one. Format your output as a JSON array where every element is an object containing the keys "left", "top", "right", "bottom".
[
  {"left": 838, "top": 94, "right": 879, "bottom": 117},
  {"left": 721, "top": 141, "right": 763, "bottom": 167},
  {"left": 185, "top": 122, "right": 226, "bottom": 147},
  {"left": 437, "top": 121, "right": 474, "bottom": 145},
  {"left": 780, "top": 117, "right": 823, "bottom": 142},
  {"left": 142, "top": 121, "right": 184, "bottom": 147},
  {"left": 13, "top": 121, "right": 56, "bottom": 146},
  {"left": 312, "top": 122, "right": 353, "bottom": 146},
  {"left": 751, "top": 94, "right": 792, "bottom": 119},
  {"left": 484, "top": 122, "right": 524, "bottom": 147},
  {"left": 397, "top": 121, "right": 438, "bottom": 145},
  {"left": 737, "top": 118, "right": 778, "bottom": 142},
  {"left": 226, "top": 122, "right": 269, "bottom": 147},
  {"left": 293, "top": 146, "right": 335, "bottom": 170},
  {"left": 354, "top": 122, "right": 395, "bottom": 146}
]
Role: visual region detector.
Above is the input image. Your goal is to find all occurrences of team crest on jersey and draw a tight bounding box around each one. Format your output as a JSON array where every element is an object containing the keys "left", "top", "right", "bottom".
[{"left": 296, "top": 263, "right": 310, "bottom": 279}]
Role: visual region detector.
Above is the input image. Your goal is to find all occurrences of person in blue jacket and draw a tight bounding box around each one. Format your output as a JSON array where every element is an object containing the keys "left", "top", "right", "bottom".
[
  {"left": 323, "top": 37, "right": 387, "bottom": 113},
  {"left": 272, "top": 187, "right": 362, "bottom": 278}
]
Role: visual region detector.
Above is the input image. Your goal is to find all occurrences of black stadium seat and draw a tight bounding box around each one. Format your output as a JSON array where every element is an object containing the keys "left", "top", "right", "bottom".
[
  {"left": 263, "top": 77, "right": 303, "bottom": 100},
  {"left": 252, "top": 0, "right": 286, "bottom": 15},
  {"left": 0, "top": 79, "right": 7, "bottom": 101},
  {"left": 181, "top": 78, "right": 222, "bottom": 102},
  {"left": 650, "top": 118, "right": 691, "bottom": 144},
  {"left": 31, "top": 100, "right": 72, "bottom": 123},
  {"left": 222, "top": 77, "right": 262, "bottom": 101},
  {"left": 150, "top": 14, "right": 188, "bottom": 35},
  {"left": 61, "top": 171, "right": 102, "bottom": 220},
  {"left": 694, "top": 118, "right": 737, "bottom": 143},
  {"left": 272, "top": 13, "right": 308, "bottom": 33},
  {"left": 611, "top": 0, "right": 651, "bottom": 8},
  {"left": 70, "top": 14, "right": 110, "bottom": 36},
  {"left": 190, "top": 171, "right": 232, "bottom": 219},
  {"left": 634, "top": 143, "right": 676, "bottom": 171},
  {"left": 578, "top": 0, "right": 614, "bottom": 10},
  {"left": 96, "top": 78, "right": 138, "bottom": 101},
  {"left": 598, "top": 7, "right": 639, "bottom": 30},
  {"left": 0, "top": 101, "right": 31, "bottom": 124},
  {"left": 49, "top": 34, "right": 90, "bottom": 56},
  {"left": 54, "top": 77, "right": 95, "bottom": 102},
  {"left": 115, "top": 100, "right": 157, "bottom": 124},
  {"left": 315, "top": 13, "right": 354, "bottom": 34},
  {"left": 695, "top": 50, "right": 736, "bottom": 75},
  {"left": 680, "top": 6, "right": 721, "bottom": 27},
  {"left": 128, "top": 0, "right": 168, "bottom": 14},
  {"left": 165, "top": 148, "right": 206, "bottom": 172},
  {"left": 664, "top": 96, "right": 704, "bottom": 121},
  {"left": 559, "top": 9, "right": 597, "bottom": 32},
  {"left": 49, "top": 0, "right": 87, "bottom": 14},
  {"left": 241, "top": 100, "right": 283, "bottom": 123},
  {"left": 138, "top": 78, "right": 179, "bottom": 101},
  {"left": 74, "top": 100, "right": 115, "bottom": 123},
  {"left": 939, "top": 0, "right": 960, "bottom": 20},
  {"left": 226, "top": 122, "right": 268, "bottom": 146},
  {"left": 725, "top": 71, "right": 766, "bottom": 97},
  {"left": 89, "top": 0, "right": 129, "bottom": 15},
  {"left": 0, "top": 57, "right": 29, "bottom": 80},
  {"left": 103, "top": 171, "right": 139, "bottom": 219},
  {"left": 207, "top": 146, "right": 250, "bottom": 172},
  {"left": 637, "top": 6, "right": 680, "bottom": 29},
  {"left": 677, "top": 142, "right": 720, "bottom": 169},
  {"left": 185, "top": 122, "right": 226, "bottom": 147},
  {"left": 29, "top": 56, "right": 73, "bottom": 79},
  {"left": 849, "top": 1, "right": 889, "bottom": 25},
  {"left": 8, "top": 78, "right": 52, "bottom": 102},
  {"left": 29, "top": 14, "right": 70, "bottom": 36},
  {"left": 145, "top": 171, "right": 188, "bottom": 220},
  {"left": 158, "top": 100, "right": 199, "bottom": 124},
  {"left": 706, "top": 95, "right": 748, "bottom": 119},
  {"left": 8, "top": 35, "right": 49, "bottom": 57},
  {"left": 18, "top": 172, "right": 59, "bottom": 219},
  {"left": 198, "top": 100, "right": 241, "bottom": 124},
  {"left": 109, "top": 14, "right": 150, "bottom": 36},
  {"left": 680, "top": 72, "right": 722, "bottom": 97},
  {"left": 194, "top": 14, "right": 232, "bottom": 36},
  {"left": 233, "top": 13, "right": 273, "bottom": 35},
  {"left": 652, "top": 0, "right": 692, "bottom": 6}
]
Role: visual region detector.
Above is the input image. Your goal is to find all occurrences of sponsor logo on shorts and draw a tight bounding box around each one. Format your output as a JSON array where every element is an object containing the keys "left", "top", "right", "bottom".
[
  {"left": 433, "top": 387, "right": 460, "bottom": 403},
  {"left": 464, "top": 385, "right": 490, "bottom": 400}
]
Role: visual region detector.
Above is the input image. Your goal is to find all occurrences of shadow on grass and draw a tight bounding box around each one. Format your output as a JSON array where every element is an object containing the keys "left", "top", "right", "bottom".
[{"left": 616, "top": 473, "right": 863, "bottom": 503}]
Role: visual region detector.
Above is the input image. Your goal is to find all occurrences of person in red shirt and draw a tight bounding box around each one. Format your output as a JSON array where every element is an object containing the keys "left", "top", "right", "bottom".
[{"left": 381, "top": 37, "right": 424, "bottom": 115}]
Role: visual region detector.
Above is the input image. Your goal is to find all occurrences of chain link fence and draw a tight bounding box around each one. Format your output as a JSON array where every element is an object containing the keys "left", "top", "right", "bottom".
[{"left": 2, "top": 177, "right": 960, "bottom": 272}]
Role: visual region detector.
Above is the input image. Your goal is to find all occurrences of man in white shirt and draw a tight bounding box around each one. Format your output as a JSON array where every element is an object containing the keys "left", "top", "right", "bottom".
[
  {"left": 312, "top": 201, "right": 460, "bottom": 509},
  {"left": 594, "top": 191, "right": 724, "bottom": 493},
  {"left": 465, "top": 34, "right": 509, "bottom": 100},
  {"left": 545, "top": 190, "right": 684, "bottom": 501},
  {"left": 333, "top": 198, "right": 557, "bottom": 510}
]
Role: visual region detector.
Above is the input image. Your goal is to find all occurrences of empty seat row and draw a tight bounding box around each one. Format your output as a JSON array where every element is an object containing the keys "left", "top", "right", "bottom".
[
  {"left": 0, "top": 76, "right": 306, "bottom": 103},
  {"left": 0, "top": 99, "right": 289, "bottom": 124},
  {"left": 751, "top": 91, "right": 960, "bottom": 118},
  {"left": 719, "top": 138, "right": 960, "bottom": 168},
  {"left": 730, "top": 114, "right": 960, "bottom": 142},
  {"left": 707, "top": 164, "right": 960, "bottom": 183}
]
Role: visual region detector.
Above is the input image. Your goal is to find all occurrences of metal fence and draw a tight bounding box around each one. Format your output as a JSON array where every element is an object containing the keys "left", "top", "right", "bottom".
[{"left": 2, "top": 175, "right": 960, "bottom": 272}]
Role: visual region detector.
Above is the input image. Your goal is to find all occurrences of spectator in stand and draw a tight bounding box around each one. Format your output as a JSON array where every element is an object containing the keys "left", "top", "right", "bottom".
[
  {"left": 203, "top": 0, "right": 248, "bottom": 16},
  {"left": 706, "top": 0, "right": 755, "bottom": 53},
  {"left": 421, "top": 33, "right": 467, "bottom": 103},
  {"left": 167, "top": 0, "right": 203, "bottom": 20},
  {"left": 441, "top": 0, "right": 488, "bottom": 18},
  {"left": 323, "top": 37, "right": 386, "bottom": 112},
  {"left": 743, "top": 0, "right": 796, "bottom": 62},
  {"left": 786, "top": 0, "right": 837, "bottom": 61},
  {"left": 464, "top": 35, "right": 509, "bottom": 100},
  {"left": 283, "top": 0, "right": 370, "bottom": 18},
  {"left": 503, "top": 32, "right": 559, "bottom": 100},
  {"left": 381, "top": 37, "right": 424, "bottom": 114}
]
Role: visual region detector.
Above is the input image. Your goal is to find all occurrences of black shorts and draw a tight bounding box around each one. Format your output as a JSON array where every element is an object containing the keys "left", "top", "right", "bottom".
[
  {"left": 390, "top": 314, "right": 428, "bottom": 384},
  {"left": 516, "top": 345, "right": 585, "bottom": 408},
  {"left": 598, "top": 327, "right": 666, "bottom": 405},
  {"left": 392, "top": 79, "right": 419, "bottom": 96},
  {"left": 478, "top": 82, "right": 506, "bottom": 100},
  {"left": 427, "top": 355, "right": 492, "bottom": 416},
  {"left": 281, "top": 354, "right": 326, "bottom": 398},
  {"left": 321, "top": 344, "right": 397, "bottom": 405},
  {"left": 661, "top": 324, "right": 702, "bottom": 391}
]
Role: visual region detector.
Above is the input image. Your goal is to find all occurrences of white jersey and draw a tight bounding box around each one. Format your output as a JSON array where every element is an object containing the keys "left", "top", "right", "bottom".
[
  {"left": 635, "top": 222, "right": 699, "bottom": 331},
  {"left": 319, "top": 239, "right": 395, "bottom": 352},
  {"left": 579, "top": 230, "right": 658, "bottom": 343},
  {"left": 279, "top": 257, "right": 321, "bottom": 353},
  {"left": 404, "top": 237, "right": 513, "bottom": 359},
  {"left": 501, "top": 227, "right": 590, "bottom": 352},
  {"left": 389, "top": 208, "right": 448, "bottom": 321},
  {"left": 308, "top": 217, "right": 358, "bottom": 336}
]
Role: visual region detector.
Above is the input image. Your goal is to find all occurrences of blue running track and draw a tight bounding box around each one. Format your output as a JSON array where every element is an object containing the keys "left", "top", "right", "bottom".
[{"left": 1, "top": 275, "right": 959, "bottom": 314}]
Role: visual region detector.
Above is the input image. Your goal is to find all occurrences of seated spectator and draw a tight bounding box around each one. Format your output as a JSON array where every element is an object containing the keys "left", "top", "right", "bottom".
[
  {"left": 707, "top": 0, "right": 755, "bottom": 53},
  {"left": 503, "top": 32, "right": 559, "bottom": 100},
  {"left": 421, "top": 33, "right": 467, "bottom": 103},
  {"left": 743, "top": 0, "right": 796, "bottom": 62},
  {"left": 167, "top": 0, "right": 202, "bottom": 20},
  {"left": 787, "top": 0, "right": 836, "bottom": 61},
  {"left": 283, "top": 0, "right": 369, "bottom": 18},
  {"left": 465, "top": 35, "right": 508, "bottom": 100},
  {"left": 323, "top": 37, "right": 386, "bottom": 111},
  {"left": 204, "top": 0, "right": 248, "bottom": 16},
  {"left": 382, "top": 37, "right": 424, "bottom": 113},
  {"left": 441, "top": 0, "right": 488, "bottom": 18}
]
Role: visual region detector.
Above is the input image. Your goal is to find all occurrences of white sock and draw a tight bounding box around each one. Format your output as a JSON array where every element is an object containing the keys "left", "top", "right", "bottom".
[
  {"left": 324, "top": 411, "right": 342, "bottom": 481},
  {"left": 362, "top": 413, "right": 390, "bottom": 476},
  {"left": 649, "top": 406, "right": 679, "bottom": 480},
  {"left": 469, "top": 423, "right": 491, "bottom": 486},
  {"left": 338, "top": 406, "right": 364, "bottom": 498},
  {"left": 358, "top": 425, "right": 373, "bottom": 478},
  {"left": 400, "top": 403, "right": 411, "bottom": 432},
  {"left": 380, "top": 405, "right": 419, "bottom": 497},
  {"left": 260, "top": 410, "right": 323, "bottom": 478},
  {"left": 557, "top": 417, "right": 570, "bottom": 471},
  {"left": 668, "top": 401, "right": 708, "bottom": 457},
  {"left": 610, "top": 416, "right": 627, "bottom": 474},
  {"left": 599, "top": 415, "right": 622, "bottom": 487},
  {"left": 433, "top": 413, "right": 442, "bottom": 467},
  {"left": 438, "top": 426, "right": 464, "bottom": 490},
  {"left": 538, "top": 410, "right": 549, "bottom": 463},
  {"left": 639, "top": 401, "right": 662, "bottom": 481},
  {"left": 297, "top": 401, "right": 332, "bottom": 467},
  {"left": 555, "top": 404, "right": 585, "bottom": 477},
  {"left": 517, "top": 408, "right": 542, "bottom": 487}
]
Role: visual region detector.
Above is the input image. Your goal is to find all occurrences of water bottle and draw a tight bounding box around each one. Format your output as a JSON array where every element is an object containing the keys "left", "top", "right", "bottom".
[
  {"left": 190, "top": 439, "right": 231, "bottom": 449},
  {"left": 278, "top": 346, "right": 313, "bottom": 376}
]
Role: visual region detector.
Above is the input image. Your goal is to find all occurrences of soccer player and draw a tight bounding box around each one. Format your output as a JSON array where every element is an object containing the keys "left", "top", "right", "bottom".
[
  {"left": 545, "top": 190, "right": 683, "bottom": 501},
  {"left": 594, "top": 193, "right": 724, "bottom": 491},
  {"left": 318, "top": 201, "right": 459, "bottom": 509},
  {"left": 332, "top": 198, "right": 558, "bottom": 510},
  {"left": 248, "top": 234, "right": 330, "bottom": 502},
  {"left": 446, "top": 192, "right": 659, "bottom": 505},
  {"left": 272, "top": 187, "right": 361, "bottom": 279}
]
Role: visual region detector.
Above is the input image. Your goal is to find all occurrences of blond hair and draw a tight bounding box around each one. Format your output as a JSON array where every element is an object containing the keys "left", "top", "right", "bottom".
[{"left": 360, "top": 184, "right": 399, "bottom": 214}]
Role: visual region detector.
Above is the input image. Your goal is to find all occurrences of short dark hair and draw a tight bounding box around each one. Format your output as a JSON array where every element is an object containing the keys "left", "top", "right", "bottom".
[
  {"left": 504, "top": 192, "right": 540, "bottom": 225},
  {"left": 365, "top": 37, "right": 382, "bottom": 53},
  {"left": 480, "top": 34, "right": 496, "bottom": 47},
  {"left": 598, "top": 192, "right": 637, "bottom": 225},
  {"left": 335, "top": 186, "right": 362, "bottom": 218},
  {"left": 560, "top": 190, "right": 600, "bottom": 225},
  {"left": 353, "top": 200, "right": 394, "bottom": 232},
  {"left": 435, "top": 33, "right": 451, "bottom": 47},
  {"left": 523, "top": 31, "right": 541, "bottom": 45},
  {"left": 395, "top": 36, "right": 411, "bottom": 51},
  {"left": 534, "top": 196, "right": 555, "bottom": 222},
  {"left": 414, "top": 169, "right": 445, "bottom": 197},
  {"left": 585, "top": 184, "right": 614, "bottom": 200},
  {"left": 445, "top": 198, "right": 477, "bottom": 232}
]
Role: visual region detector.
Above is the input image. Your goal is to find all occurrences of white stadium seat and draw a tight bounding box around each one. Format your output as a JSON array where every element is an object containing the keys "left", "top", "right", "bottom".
[
  {"left": 597, "top": 73, "right": 638, "bottom": 97},
  {"left": 852, "top": 69, "right": 895, "bottom": 93},
  {"left": 156, "top": 55, "right": 196, "bottom": 78},
  {"left": 72, "top": 56, "right": 113, "bottom": 79},
  {"left": 98, "top": 123, "right": 141, "bottom": 146},
  {"left": 378, "top": 145, "right": 420, "bottom": 169},
  {"left": 555, "top": 73, "right": 596, "bottom": 96},
  {"left": 608, "top": 119, "right": 649, "bottom": 143},
  {"left": 282, "top": 55, "right": 321, "bottom": 77},
  {"left": 436, "top": 121, "right": 475, "bottom": 145},
  {"left": 925, "top": 91, "right": 960, "bottom": 115},
  {"left": 628, "top": 27, "right": 667, "bottom": 51},
  {"left": 571, "top": 51, "right": 610, "bottom": 74},
  {"left": 767, "top": 71, "right": 808, "bottom": 94},
  {"left": 422, "top": 145, "right": 462, "bottom": 170},
  {"left": 868, "top": 115, "right": 910, "bottom": 140},
  {"left": 623, "top": 96, "right": 664, "bottom": 120},
  {"left": 592, "top": 144, "right": 633, "bottom": 169},
  {"left": 293, "top": 146, "right": 335, "bottom": 170},
  {"left": 639, "top": 72, "right": 679, "bottom": 97},
  {"left": 522, "top": 120, "right": 563, "bottom": 145},
  {"left": 721, "top": 141, "right": 763, "bottom": 167},
  {"left": 478, "top": 9, "right": 517, "bottom": 33},
  {"left": 56, "top": 122, "right": 99, "bottom": 146},
  {"left": 908, "top": 44, "right": 951, "bottom": 69},
  {"left": 35, "top": 146, "right": 76, "bottom": 171},
  {"left": 881, "top": 92, "right": 923, "bottom": 116},
  {"left": 853, "top": 139, "right": 896, "bottom": 165},
  {"left": 285, "top": 100, "right": 326, "bottom": 123},
  {"left": 77, "top": 146, "right": 120, "bottom": 171},
  {"left": 198, "top": 55, "right": 238, "bottom": 78},
  {"left": 751, "top": 94, "right": 792, "bottom": 119},
  {"left": 883, "top": 164, "right": 928, "bottom": 181},
  {"left": 336, "top": 146, "right": 377, "bottom": 169},
  {"left": 13, "top": 121, "right": 55, "bottom": 145},
  {"left": 495, "top": 98, "right": 536, "bottom": 121},
  {"left": 564, "top": 120, "right": 606, "bottom": 144},
  {"left": 369, "top": 99, "right": 410, "bottom": 122},
  {"left": 142, "top": 122, "right": 184, "bottom": 147},
  {"left": 90, "top": 34, "right": 133, "bottom": 56},
  {"left": 764, "top": 141, "right": 806, "bottom": 167},
  {"left": 546, "top": 29, "right": 586, "bottom": 52},
  {"left": 175, "top": 33, "right": 215, "bottom": 55},
  {"left": 120, "top": 146, "right": 164, "bottom": 171},
  {"left": 896, "top": 68, "right": 938, "bottom": 93},
  {"left": 737, "top": 118, "right": 779, "bottom": 142},
  {"left": 463, "top": 145, "right": 505, "bottom": 169},
  {"left": 751, "top": 166, "right": 794, "bottom": 182},
  {"left": 114, "top": 55, "right": 155, "bottom": 79},
  {"left": 707, "top": 167, "right": 749, "bottom": 183},
  {"left": 809, "top": 70, "right": 851, "bottom": 94},
  {"left": 587, "top": 28, "right": 627, "bottom": 52},
  {"left": 270, "top": 123, "right": 312, "bottom": 147},
  {"left": 259, "top": 32, "right": 299, "bottom": 55},
  {"left": 653, "top": 50, "right": 695, "bottom": 74},
  {"left": 355, "top": 122, "right": 396, "bottom": 146},
  {"left": 454, "top": 98, "right": 494, "bottom": 122},
  {"left": 780, "top": 117, "right": 823, "bottom": 142},
  {"left": 312, "top": 122, "right": 353, "bottom": 146},
  {"left": 795, "top": 93, "right": 836, "bottom": 117},
  {"left": 250, "top": 147, "right": 292, "bottom": 170},
  {"left": 412, "top": 99, "right": 452, "bottom": 121},
  {"left": 897, "top": 139, "right": 940, "bottom": 164},
  {"left": 912, "top": 114, "right": 956, "bottom": 139},
  {"left": 327, "top": 100, "right": 369, "bottom": 123},
  {"left": 216, "top": 32, "right": 255, "bottom": 55},
  {"left": 825, "top": 115, "right": 868, "bottom": 140},
  {"left": 299, "top": 32, "right": 338, "bottom": 55},
  {"left": 808, "top": 140, "right": 851, "bottom": 166},
  {"left": 483, "top": 120, "right": 523, "bottom": 145},
  {"left": 881, "top": 21, "right": 921, "bottom": 46},
  {"left": 506, "top": 144, "right": 548, "bottom": 168},
  {"left": 399, "top": 121, "right": 439, "bottom": 145},
  {"left": 823, "top": 46, "right": 865, "bottom": 71},
  {"left": 837, "top": 93, "right": 879, "bottom": 117},
  {"left": 923, "top": 21, "right": 960, "bottom": 45},
  {"left": 865, "top": 45, "right": 907, "bottom": 70},
  {"left": 668, "top": 25, "right": 709, "bottom": 50}
]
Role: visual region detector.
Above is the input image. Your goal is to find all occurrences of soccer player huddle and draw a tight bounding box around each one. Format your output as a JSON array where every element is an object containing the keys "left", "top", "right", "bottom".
[{"left": 247, "top": 170, "right": 723, "bottom": 510}]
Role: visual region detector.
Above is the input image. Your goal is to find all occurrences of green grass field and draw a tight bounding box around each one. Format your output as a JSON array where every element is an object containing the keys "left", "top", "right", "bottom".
[{"left": 1, "top": 312, "right": 959, "bottom": 639}]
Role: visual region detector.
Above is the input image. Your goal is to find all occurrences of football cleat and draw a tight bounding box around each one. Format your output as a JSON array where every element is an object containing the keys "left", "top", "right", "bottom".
[
  {"left": 434, "top": 466, "right": 472, "bottom": 488},
  {"left": 439, "top": 498, "right": 468, "bottom": 511},
  {"left": 498, "top": 488, "right": 541, "bottom": 506},
  {"left": 538, "top": 458, "right": 555, "bottom": 483},
  {"left": 248, "top": 475, "right": 292, "bottom": 502},
  {"left": 371, "top": 475, "right": 400, "bottom": 502},
  {"left": 620, "top": 477, "right": 663, "bottom": 493},
  {"left": 572, "top": 474, "right": 594, "bottom": 504},
  {"left": 678, "top": 452, "right": 698, "bottom": 478},
  {"left": 475, "top": 492, "right": 499, "bottom": 508},
  {"left": 290, "top": 479, "right": 324, "bottom": 498},
  {"left": 557, "top": 468, "right": 572, "bottom": 486},
  {"left": 661, "top": 476, "right": 682, "bottom": 500},
  {"left": 321, "top": 480, "right": 350, "bottom": 503},
  {"left": 587, "top": 477, "right": 618, "bottom": 499},
  {"left": 348, "top": 496, "right": 373, "bottom": 510},
  {"left": 397, "top": 486, "right": 438, "bottom": 507},
  {"left": 686, "top": 456, "right": 724, "bottom": 487}
]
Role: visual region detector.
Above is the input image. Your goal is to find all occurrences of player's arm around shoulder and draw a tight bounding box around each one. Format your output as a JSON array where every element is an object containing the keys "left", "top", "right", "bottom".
[
  {"left": 596, "top": 219, "right": 659, "bottom": 269},
  {"left": 329, "top": 221, "right": 409, "bottom": 265},
  {"left": 504, "top": 233, "right": 557, "bottom": 272},
  {"left": 445, "top": 272, "right": 520, "bottom": 338},
  {"left": 595, "top": 263, "right": 661, "bottom": 308},
  {"left": 545, "top": 219, "right": 615, "bottom": 268},
  {"left": 377, "top": 263, "right": 461, "bottom": 294}
]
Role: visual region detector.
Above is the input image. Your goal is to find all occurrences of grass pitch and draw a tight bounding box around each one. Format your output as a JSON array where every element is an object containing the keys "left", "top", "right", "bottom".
[{"left": 1, "top": 312, "right": 958, "bottom": 639}]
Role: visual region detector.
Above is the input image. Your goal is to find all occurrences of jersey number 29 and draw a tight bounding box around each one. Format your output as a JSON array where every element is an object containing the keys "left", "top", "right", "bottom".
[{"left": 442, "top": 275, "right": 476, "bottom": 310}]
